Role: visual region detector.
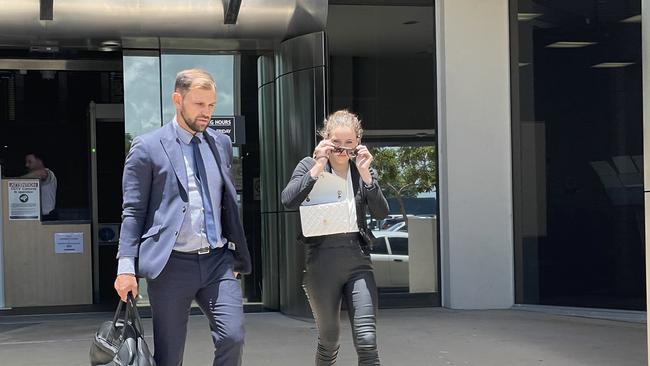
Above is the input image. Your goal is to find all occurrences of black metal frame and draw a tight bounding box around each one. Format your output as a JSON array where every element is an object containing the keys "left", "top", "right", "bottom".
[
  {"left": 224, "top": 0, "right": 243, "bottom": 25},
  {"left": 40, "top": 0, "right": 54, "bottom": 21}
]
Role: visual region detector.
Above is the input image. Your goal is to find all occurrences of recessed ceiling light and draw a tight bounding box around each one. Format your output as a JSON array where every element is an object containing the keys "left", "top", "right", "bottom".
[
  {"left": 101, "top": 40, "right": 121, "bottom": 47},
  {"left": 621, "top": 15, "right": 641, "bottom": 23},
  {"left": 518, "top": 13, "right": 542, "bottom": 21},
  {"left": 99, "top": 46, "right": 119, "bottom": 52},
  {"left": 546, "top": 41, "right": 596, "bottom": 48},
  {"left": 591, "top": 62, "right": 635, "bottom": 68},
  {"left": 402, "top": 20, "right": 419, "bottom": 25}
]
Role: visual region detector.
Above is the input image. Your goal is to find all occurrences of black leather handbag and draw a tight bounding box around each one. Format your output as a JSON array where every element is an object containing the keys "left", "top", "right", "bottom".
[{"left": 89, "top": 293, "right": 156, "bottom": 366}]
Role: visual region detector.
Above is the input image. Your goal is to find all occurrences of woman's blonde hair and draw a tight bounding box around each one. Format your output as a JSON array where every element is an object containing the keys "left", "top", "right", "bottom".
[{"left": 318, "top": 110, "right": 363, "bottom": 139}]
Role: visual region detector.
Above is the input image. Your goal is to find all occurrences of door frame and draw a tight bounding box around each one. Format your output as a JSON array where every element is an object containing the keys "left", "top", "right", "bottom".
[{"left": 89, "top": 102, "right": 124, "bottom": 303}]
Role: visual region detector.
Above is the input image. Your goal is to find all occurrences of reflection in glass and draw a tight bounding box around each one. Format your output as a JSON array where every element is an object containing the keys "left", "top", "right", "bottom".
[
  {"left": 122, "top": 53, "right": 164, "bottom": 307},
  {"left": 512, "top": 0, "right": 643, "bottom": 309},
  {"left": 123, "top": 55, "right": 162, "bottom": 151}
]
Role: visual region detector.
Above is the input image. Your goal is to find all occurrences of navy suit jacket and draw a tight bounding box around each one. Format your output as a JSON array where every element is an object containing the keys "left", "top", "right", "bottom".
[{"left": 117, "top": 121, "right": 251, "bottom": 279}]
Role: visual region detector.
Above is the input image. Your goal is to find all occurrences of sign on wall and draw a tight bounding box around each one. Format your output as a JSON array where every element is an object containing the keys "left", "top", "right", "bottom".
[
  {"left": 8, "top": 180, "right": 40, "bottom": 220},
  {"left": 55, "top": 232, "right": 84, "bottom": 254},
  {"left": 209, "top": 115, "right": 246, "bottom": 144}
]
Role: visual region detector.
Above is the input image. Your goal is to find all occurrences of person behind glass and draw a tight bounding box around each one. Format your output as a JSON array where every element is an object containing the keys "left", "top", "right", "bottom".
[
  {"left": 281, "top": 110, "right": 389, "bottom": 366},
  {"left": 113, "top": 69, "right": 251, "bottom": 366},
  {"left": 21, "top": 152, "right": 57, "bottom": 220}
]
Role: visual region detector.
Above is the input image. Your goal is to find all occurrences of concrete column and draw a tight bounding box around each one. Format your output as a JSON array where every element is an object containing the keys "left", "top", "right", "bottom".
[
  {"left": 435, "top": 0, "right": 514, "bottom": 309},
  {"left": 640, "top": 0, "right": 649, "bottom": 363}
]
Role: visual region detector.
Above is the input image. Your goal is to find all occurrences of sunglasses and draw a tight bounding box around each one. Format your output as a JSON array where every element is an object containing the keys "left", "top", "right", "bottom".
[{"left": 332, "top": 146, "right": 358, "bottom": 157}]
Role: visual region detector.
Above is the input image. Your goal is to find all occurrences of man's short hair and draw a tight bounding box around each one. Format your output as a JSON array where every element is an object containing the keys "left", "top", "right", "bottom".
[
  {"left": 26, "top": 151, "right": 45, "bottom": 164},
  {"left": 174, "top": 69, "right": 216, "bottom": 97}
]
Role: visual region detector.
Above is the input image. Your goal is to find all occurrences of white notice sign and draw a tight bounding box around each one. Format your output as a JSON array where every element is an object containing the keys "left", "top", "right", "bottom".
[
  {"left": 8, "top": 180, "right": 40, "bottom": 220},
  {"left": 55, "top": 233, "right": 84, "bottom": 254}
]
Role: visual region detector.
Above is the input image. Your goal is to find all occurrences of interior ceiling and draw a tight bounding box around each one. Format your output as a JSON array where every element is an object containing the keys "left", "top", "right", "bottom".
[
  {"left": 0, "top": 3, "right": 435, "bottom": 57},
  {"left": 520, "top": 0, "right": 640, "bottom": 27},
  {"left": 326, "top": 5, "right": 434, "bottom": 57}
]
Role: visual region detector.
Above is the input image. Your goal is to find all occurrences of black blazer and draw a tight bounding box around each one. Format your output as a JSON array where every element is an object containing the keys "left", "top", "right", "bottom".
[{"left": 280, "top": 157, "right": 390, "bottom": 245}]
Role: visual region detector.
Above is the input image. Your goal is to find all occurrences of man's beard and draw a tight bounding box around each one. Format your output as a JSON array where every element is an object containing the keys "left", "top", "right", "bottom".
[{"left": 180, "top": 109, "right": 208, "bottom": 133}]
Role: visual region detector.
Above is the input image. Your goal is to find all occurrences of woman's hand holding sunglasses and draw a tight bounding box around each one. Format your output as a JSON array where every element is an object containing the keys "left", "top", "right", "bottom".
[
  {"left": 354, "top": 145, "right": 374, "bottom": 185},
  {"left": 310, "top": 139, "right": 335, "bottom": 178},
  {"left": 313, "top": 139, "right": 335, "bottom": 161}
]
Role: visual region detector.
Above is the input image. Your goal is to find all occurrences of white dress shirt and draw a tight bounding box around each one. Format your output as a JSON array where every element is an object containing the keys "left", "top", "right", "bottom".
[
  {"left": 40, "top": 169, "right": 57, "bottom": 215},
  {"left": 332, "top": 166, "right": 359, "bottom": 233}
]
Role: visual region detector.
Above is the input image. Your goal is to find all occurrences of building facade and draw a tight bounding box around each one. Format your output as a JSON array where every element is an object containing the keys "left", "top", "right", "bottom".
[{"left": 0, "top": 0, "right": 645, "bottom": 324}]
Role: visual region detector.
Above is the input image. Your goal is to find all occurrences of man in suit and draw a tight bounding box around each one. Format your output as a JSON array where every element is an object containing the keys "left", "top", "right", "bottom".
[{"left": 114, "top": 68, "right": 251, "bottom": 366}]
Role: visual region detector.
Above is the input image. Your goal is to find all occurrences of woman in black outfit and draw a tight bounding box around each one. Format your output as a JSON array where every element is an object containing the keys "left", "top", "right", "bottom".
[{"left": 281, "top": 110, "right": 389, "bottom": 365}]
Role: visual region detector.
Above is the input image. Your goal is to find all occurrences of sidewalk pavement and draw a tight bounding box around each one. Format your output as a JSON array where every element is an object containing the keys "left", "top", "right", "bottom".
[{"left": 0, "top": 307, "right": 645, "bottom": 365}]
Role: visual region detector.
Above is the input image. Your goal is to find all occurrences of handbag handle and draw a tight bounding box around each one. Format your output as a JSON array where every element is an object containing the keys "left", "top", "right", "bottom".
[
  {"left": 115, "top": 292, "right": 144, "bottom": 339},
  {"left": 111, "top": 297, "right": 124, "bottom": 328},
  {"left": 126, "top": 293, "right": 145, "bottom": 336}
]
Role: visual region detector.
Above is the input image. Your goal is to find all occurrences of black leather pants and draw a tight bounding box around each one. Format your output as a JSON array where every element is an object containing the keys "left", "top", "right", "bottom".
[{"left": 302, "top": 234, "right": 380, "bottom": 366}]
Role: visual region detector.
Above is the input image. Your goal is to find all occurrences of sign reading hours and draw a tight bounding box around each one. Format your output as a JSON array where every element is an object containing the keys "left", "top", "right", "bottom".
[{"left": 209, "top": 115, "right": 246, "bottom": 144}]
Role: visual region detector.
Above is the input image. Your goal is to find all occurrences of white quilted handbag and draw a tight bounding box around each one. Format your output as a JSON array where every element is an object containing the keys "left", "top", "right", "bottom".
[
  {"left": 299, "top": 172, "right": 350, "bottom": 237},
  {"left": 300, "top": 201, "right": 349, "bottom": 237}
]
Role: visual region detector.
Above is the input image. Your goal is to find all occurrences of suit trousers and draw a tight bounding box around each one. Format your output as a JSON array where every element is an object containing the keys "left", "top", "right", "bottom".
[
  {"left": 147, "top": 248, "right": 244, "bottom": 366},
  {"left": 302, "top": 234, "right": 380, "bottom": 366}
]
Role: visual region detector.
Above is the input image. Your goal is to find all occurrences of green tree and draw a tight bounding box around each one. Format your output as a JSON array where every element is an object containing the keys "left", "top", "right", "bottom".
[{"left": 370, "top": 146, "right": 437, "bottom": 222}]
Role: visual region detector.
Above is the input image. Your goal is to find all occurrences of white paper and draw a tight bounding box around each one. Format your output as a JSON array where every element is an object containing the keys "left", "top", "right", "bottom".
[
  {"left": 8, "top": 180, "right": 40, "bottom": 220},
  {"left": 55, "top": 232, "right": 84, "bottom": 254}
]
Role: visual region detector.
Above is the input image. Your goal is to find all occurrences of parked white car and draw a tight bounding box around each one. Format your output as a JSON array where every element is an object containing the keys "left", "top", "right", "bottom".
[
  {"left": 385, "top": 221, "right": 407, "bottom": 232},
  {"left": 370, "top": 230, "right": 409, "bottom": 288}
]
